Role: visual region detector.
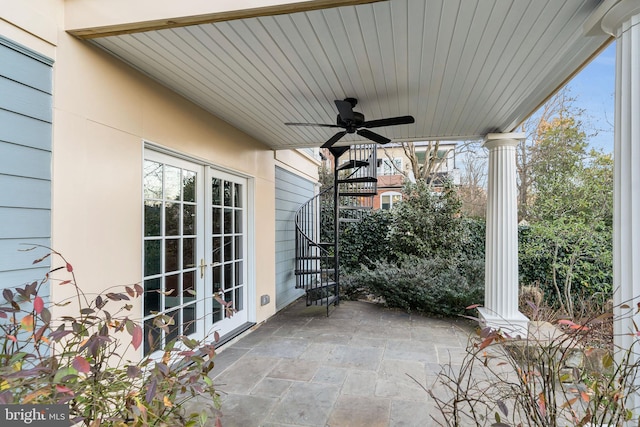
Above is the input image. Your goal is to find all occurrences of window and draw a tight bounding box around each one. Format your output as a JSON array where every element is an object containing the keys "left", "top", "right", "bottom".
[
  {"left": 380, "top": 192, "right": 402, "bottom": 210},
  {"left": 378, "top": 157, "right": 402, "bottom": 176}
]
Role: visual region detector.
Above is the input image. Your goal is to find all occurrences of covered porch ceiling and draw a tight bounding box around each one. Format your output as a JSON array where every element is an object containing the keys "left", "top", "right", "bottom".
[{"left": 66, "top": 0, "right": 611, "bottom": 150}]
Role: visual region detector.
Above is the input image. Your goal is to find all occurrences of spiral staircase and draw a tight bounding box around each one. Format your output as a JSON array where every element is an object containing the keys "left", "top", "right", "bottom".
[{"left": 294, "top": 144, "right": 378, "bottom": 315}]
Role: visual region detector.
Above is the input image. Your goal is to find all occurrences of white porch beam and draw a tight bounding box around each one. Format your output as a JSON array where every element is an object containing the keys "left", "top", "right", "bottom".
[
  {"left": 65, "top": 0, "right": 384, "bottom": 39},
  {"left": 478, "top": 133, "right": 529, "bottom": 338}
]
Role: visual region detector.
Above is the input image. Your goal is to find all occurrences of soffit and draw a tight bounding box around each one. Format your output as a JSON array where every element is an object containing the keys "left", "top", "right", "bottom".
[{"left": 84, "top": 0, "right": 610, "bottom": 150}]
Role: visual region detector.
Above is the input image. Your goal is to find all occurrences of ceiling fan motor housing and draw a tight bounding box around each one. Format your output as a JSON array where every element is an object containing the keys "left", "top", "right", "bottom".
[{"left": 337, "top": 111, "right": 365, "bottom": 132}]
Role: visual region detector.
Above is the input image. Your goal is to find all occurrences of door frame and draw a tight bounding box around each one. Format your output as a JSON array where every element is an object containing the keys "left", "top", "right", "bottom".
[{"left": 142, "top": 142, "right": 256, "bottom": 348}]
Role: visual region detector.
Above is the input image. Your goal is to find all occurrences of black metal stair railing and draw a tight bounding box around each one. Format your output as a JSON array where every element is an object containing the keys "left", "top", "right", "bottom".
[
  {"left": 294, "top": 186, "right": 338, "bottom": 315},
  {"left": 294, "top": 143, "right": 378, "bottom": 316}
]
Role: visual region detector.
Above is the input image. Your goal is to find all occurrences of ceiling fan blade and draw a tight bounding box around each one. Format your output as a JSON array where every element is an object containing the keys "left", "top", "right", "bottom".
[
  {"left": 362, "top": 115, "right": 415, "bottom": 128},
  {"left": 334, "top": 99, "right": 355, "bottom": 122},
  {"left": 321, "top": 131, "right": 347, "bottom": 149},
  {"left": 284, "top": 122, "right": 340, "bottom": 128},
  {"left": 357, "top": 129, "right": 391, "bottom": 144}
]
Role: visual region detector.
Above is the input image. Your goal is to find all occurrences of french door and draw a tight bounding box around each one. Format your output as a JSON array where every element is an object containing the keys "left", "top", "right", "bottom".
[{"left": 142, "top": 151, "right": 248, "bottom": 355}]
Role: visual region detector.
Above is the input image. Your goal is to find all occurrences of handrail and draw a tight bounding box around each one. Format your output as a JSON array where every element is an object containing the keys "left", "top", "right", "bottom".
[{"left": 294, "top": 186, "right": 336, "bottom": 310}]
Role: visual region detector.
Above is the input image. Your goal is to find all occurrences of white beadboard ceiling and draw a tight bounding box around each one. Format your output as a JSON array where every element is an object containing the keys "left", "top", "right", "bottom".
[{"left": 86, "top": 0, "right": 610, "bottom": 150}]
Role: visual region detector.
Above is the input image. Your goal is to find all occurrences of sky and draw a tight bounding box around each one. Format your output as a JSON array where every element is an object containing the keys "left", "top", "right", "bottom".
[{"left": 564, "top": 41, "right": 616, "bottom": 153}]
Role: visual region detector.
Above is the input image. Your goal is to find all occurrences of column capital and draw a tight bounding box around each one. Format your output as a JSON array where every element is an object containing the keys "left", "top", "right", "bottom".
[
  {"left": 483, "top": 132, "right": 525, "bottom": 150},
  {"left": 602, "top": 0, "right": 640, "bottom": 36},
  {"left": 585, "top": 0, "right": 640, "bottom": 37}
]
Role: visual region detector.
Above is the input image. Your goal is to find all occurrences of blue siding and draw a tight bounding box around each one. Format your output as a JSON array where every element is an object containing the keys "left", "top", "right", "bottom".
[
  {"left": 0, "top": 37, "right": 52, "bottom": 291},
  {"left": 275, "top": 167, "right": 315, "bottom": 310}
]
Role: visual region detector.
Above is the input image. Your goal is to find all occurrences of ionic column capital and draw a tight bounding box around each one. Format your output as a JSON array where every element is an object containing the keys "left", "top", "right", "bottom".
[
  {"left": 602, "top": 0, "right": 640, "bottom": 37},
  {"left": 483, "top": 132, "right": 525, "bottom": 150}
]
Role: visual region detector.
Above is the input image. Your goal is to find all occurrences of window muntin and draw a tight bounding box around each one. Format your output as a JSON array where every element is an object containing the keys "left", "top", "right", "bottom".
[{"left": 142, "top": 160, "right": 199, "bottom": 355}]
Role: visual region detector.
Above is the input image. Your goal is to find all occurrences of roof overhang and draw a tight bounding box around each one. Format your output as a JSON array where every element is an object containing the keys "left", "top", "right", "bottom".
[{"left": 66, "top": 0, "right": 612, "bottom": 150}]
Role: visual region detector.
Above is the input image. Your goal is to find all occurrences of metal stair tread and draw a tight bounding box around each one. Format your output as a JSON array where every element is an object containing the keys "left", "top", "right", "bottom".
[
  {"left": 308, "top": 295, "right": 339, "bottom": 306},
  {"left": 337, "top": 160, "right": 369, "bottom": 171},
  {"left": 295, "top": 268, "right": 336, "bottom": 275},
  {"left": 298, "top": 281, "right": 337, "bottom": 291},
  {"left": 339, "top": 205, "right": 373, "bottom": 210},
  {"left": 337, "top": 177, "right": 377, "bottom": 184},
  {"left": 339, "top": 192, "right": 376, "bottom": 197}
]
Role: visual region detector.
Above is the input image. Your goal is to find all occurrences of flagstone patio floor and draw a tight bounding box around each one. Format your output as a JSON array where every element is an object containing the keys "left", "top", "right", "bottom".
[{"left": 200, "top": 299, "right": 475, "bottom": 427}]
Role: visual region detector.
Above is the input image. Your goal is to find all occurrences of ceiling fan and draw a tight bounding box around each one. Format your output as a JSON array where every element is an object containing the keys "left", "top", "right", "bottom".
[{"left": 285, "top": 98, "right": 415, "bottom": 148}]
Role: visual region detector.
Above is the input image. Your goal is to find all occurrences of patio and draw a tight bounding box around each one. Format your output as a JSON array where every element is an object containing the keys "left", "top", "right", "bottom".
[{"left": 203, "top": 299, "right": 474, "bottom": 427}]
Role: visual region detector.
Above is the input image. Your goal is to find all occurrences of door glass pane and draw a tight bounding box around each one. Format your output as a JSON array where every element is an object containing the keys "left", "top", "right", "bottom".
[
  {"left": 212, "top": 208, "right": 221, "bottom": 234},
  {"left": 224, "top": 209, "right": 233, "bottom": 234},
  {"left": 235, "top": 287, "right": 243, "bottom": 312},
  {"left": 184, "top": 304, "right": 196, "bottom": 335},
  {"left": 144, "top": 278, "right": 160, "bottom": 315},
  {"left": 234, "top": 183, "right": 242, "bottom": 208},
  {"left": 165, "top": 203, "right": 180, "bottom": 236},
  {"left": 183, "top": 170, "right": 196, "bottom": 202},
  {"left": 143, "top": 155, "right": 201, "bottom": 355},
  {"left": 165, "top": 274, "right": 180, "bottom": 309},
  {"left": 166, "top": 310, "right": 181, "bottom": 343},
  {"left": 143, "top": 161, "right": 163, "bottom": 199},
  {"left": 212, "top": 265, "right": 221, "bottom": 293},
  {"left": 183, "top": 271, "right": 196, "bottom": 302},
  {"left": 235, "top": 261, "right": 243, "bottom": 285},
  {"left": 212, "top": 178, "right": 221, "bottom": 205},
  {"left": 144, "top": 318, "right": 161, "bottom": 355},
  {"left": 224, "top": 236, "right": 233, "bottom": 262},
  {"left": 165, "top": 239, "right": 180, "bottom": 273},
  {"left": 212, "top": 237, "right": 221, "bottom": 263},
  {"left": 235, "top": 210, "right": 242, "bottom": 233},
  {"left": 165, "top": 166, "right": 181, "bottom": 201},
  {"left": 224, "top": 263, "right": 233, "bottom": 290},
  {"left": 234, "top": 236, "right": 242, "bottom": 259},
  {"left": 183, "top": 238, "right": 195, "bottom": 269},
  {"left": 224, "top": 181, "right": 232, "bottom": 206},
  {"left": 209, "top": 173, "right": 246, "bottom": 330},
  {"left": 145, "top": 202, "right": 162, "bottom": 236},
  {"left": 183, "top": 204, "right": 196, "bottom": 235},
  {"left": 212, "top": 298, "right": 223, "bottom": 323},
  {"left": 144, "top": 240, "right": 161, "bottom": 276}
]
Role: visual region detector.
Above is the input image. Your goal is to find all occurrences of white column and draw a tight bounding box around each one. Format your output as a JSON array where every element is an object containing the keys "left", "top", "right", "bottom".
[
  {"left": 600, "top": 1, "right": 640, "bottom": 421},
  {"left": 478, "top": 133, "right": 529, "bottom": 337}
]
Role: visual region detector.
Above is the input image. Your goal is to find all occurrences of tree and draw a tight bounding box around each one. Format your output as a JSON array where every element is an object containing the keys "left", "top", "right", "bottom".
[
  {"left": 456, "top": 148, "right": 487, "bottom": 218},
  {"left": 516, "top": 97, "right": 614, "bottom": 317},
  {"left": 529, "top": 115, "right": 589, "bottom": 222},
  {"left": 388, "top": 180, "right": 464, "bottom": 259},
  {"left": 516, "top": 89, "right": 582, "bottom": 222}
]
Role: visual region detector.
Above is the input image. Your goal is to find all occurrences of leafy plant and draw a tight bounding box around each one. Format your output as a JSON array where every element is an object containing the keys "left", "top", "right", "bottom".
[
  {"left": 519, "top": 221, "right": 612, "bottom": 318},
  {"left": 388, "top": 180, "right": 464, "bottom": 260},
  {"left": 0, "top": 248, "right": 221, "bottom": 426},
  {"left": 339, "top": 209, "right": 392, "bottom": 271},
  {"left": 427, "top": 305, "right": 637, "bottom": 426},
  {"left": 345, "top": 256, "right": 484, "bottom": 316}
]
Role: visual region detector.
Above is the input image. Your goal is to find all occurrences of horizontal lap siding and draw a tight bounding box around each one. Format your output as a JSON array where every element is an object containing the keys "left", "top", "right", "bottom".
[
  {"left": 275, "top": 167, "right": 315, "bottom": 310},
  {"left": 0, "top": 37, "right": 53, "bottom": 291}
]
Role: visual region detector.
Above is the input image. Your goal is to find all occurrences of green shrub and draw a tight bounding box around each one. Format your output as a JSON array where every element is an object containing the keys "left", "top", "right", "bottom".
[
  {"left": 346, "top": 256, "right": 484, "bottom": 317},
  {"left": 519, "top": 220, "right": 612, "bottom": 317},
  {"left": 339, "top": 209, "right": 392, "bottom": 270},
  {"left": 388, "top": 181, "right": 464, "bottom": 259}
]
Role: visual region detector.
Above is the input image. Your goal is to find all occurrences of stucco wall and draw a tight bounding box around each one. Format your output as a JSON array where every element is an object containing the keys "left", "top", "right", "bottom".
[
  {"left": 0, "top": 0, "right": 307, "bottom": 359},
  {"left": 52, "top": 30, "right": 278, "bottom": 324}
]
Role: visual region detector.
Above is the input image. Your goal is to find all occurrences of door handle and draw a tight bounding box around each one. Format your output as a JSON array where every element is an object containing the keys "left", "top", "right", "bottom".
[{"left": 200, "top": 258, "right": 206, "bottom": 279}]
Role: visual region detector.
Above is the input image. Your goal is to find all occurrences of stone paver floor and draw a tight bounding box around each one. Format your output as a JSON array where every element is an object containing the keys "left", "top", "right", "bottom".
[{"left": 199, "top": 299, "right": 475, "bottom": 427}]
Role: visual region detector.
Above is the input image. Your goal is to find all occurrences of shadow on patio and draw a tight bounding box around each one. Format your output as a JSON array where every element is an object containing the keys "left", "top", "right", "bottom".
[{"left": 199, "top": 298, "right": 475, "bottom": 427}]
